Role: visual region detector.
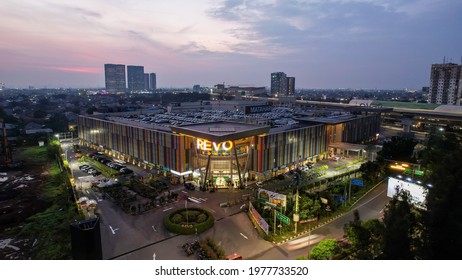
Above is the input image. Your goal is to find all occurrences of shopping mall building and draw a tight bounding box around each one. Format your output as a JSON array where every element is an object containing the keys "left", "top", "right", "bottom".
[{"left": 78, "top": 102, "right": 383, "bottom": 189}]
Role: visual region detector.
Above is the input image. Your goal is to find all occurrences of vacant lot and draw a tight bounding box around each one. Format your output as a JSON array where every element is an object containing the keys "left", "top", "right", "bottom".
[{"left": 0, "top": 145, "right": 81, "bottom": 259}]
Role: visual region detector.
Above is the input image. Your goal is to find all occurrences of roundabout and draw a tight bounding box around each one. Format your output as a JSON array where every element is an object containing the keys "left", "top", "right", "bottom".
[{"left": 163, "top": 207, "right": 215, "bottom": 235}]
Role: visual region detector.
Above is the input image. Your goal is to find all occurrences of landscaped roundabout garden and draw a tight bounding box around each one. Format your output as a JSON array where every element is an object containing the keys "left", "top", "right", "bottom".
[{"left": 163, "top": 207, "right": 214, "bottom": 235}]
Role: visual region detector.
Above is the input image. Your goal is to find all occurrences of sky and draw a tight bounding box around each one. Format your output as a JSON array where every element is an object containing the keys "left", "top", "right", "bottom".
[{"left": 1, "top": 0, "right": 461, "bottom": 89}]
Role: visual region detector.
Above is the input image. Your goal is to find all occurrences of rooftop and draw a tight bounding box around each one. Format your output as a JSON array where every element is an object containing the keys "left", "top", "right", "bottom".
[{"left": 171, "top": 121, "right": 270, "bottom": 143}]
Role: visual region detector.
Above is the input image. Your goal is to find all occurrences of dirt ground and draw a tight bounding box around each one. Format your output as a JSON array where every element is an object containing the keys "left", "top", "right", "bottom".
[
  {"left": 0, "top": 170, "right": 51, "bottom": 229},
  {"left": 0, "top": 149, "right": 53, "bottom": 259}
]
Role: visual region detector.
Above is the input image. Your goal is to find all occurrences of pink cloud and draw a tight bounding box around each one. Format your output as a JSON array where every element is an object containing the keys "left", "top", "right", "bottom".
[{"left": 49, "top": 67, "right": 101, "bottom": 73}]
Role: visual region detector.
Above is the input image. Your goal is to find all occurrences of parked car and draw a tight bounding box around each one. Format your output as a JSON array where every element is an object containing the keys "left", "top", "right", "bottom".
[
  {"left": 112, "top": 164, "right": 125, "bottom": 171},
  {"left": 119, "top": 168, "right": 133, "bottom": 174},
  {"left": 87, "top": 168, "right": 97, "bottom": 175},
  {"left": 99, "top": 158, "right": 111, "bottom": 164},
  {"left": 79, "top": 165, "right": 89, "bottom": 170}
]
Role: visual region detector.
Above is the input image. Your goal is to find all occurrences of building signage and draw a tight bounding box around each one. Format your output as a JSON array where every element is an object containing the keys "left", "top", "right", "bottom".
[
  {"left": 245, "top": 105, "right": 272, "bottom": 115},
  {"left": 196, "top": 139, "right": 233, "bottom": 152}
]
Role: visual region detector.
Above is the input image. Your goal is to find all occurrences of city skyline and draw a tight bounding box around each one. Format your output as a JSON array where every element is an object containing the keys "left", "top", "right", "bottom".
[{"left": 1, "top": 0, "right": 461, "bottom": 89}]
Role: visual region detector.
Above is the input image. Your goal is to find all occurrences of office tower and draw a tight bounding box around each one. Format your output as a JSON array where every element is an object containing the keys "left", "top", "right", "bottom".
[
  {"left": 144, "top": 73, "right": 150, "bottom": 90},
  {"left": 271, "top": 72, "right": 287, "bottom": 97},
  {"left": 104, "top": 64, "right": 126, "bottom": 94},
  {"left": 428, "top": 63, "right": 462, "bottom": 105},
  {"left": 149, "top": 73, "right": 157, "bottom": 90},
  {"left": 127, "top": 65, "right": 145, "bottom": 92},
  {"left": 193, "top": 85, "right": 201, "bottom": 93},
  {"left": 287, "top": 77, "right": 295, "bottom": 96}
]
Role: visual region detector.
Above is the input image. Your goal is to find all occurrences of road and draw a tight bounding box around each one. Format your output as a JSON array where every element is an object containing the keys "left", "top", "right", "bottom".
[
  {"left": 111, "top": 181, "right": 389, "bottom": 260},
  {"left": 256, "top": 181, "right": 389, "bottom": 260}
]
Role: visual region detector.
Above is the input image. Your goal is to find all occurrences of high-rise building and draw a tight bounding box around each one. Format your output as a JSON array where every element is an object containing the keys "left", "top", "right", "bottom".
[
  {"left": 144, "top": 73, "right": 150, "bottom": 90},
  {"left": 149, "top": 73, "right": 157, "bottom": 90},
  {"left": 271, "top": 72, "right": 287, "bottom": 97},
  {"left": 287, "top": 77, "right": 295, "bottom": 96},
  {"left": 193, "top": 85, "right": 201, "bottom": 93},
  {"left": 428, "top": 63, "right": 462, "bottom": 105},
  {"left": 127, "top": 65, "right": 145, "bottom": 92},
  {"left": 104, "top": 64, "right": 126, "bottom": 94}
]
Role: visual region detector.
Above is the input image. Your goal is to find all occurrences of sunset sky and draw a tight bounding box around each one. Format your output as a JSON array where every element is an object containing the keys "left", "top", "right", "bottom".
[{"left": 1, "top": 0, "right": 461, "bottom": 89}]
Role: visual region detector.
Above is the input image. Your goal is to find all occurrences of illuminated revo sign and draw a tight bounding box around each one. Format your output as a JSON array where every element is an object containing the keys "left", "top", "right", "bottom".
[{"left": 197, "top": 139, "right": 233, "bottom": 151}]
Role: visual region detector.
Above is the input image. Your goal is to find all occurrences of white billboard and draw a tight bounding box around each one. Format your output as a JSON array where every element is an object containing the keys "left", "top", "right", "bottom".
[{"left": 387, "top": 177, "right": 428, "bottom": 206}]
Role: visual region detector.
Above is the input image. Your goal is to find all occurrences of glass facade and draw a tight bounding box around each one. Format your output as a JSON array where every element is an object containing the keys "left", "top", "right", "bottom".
[{"left": 78, "top": 113, "right": 379, "bottom": 188}]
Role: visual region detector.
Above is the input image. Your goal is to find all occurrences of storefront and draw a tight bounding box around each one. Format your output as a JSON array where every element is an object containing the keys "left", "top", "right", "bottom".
[{"left": 172, "top": 122, "right": 270, "bottom": 189}]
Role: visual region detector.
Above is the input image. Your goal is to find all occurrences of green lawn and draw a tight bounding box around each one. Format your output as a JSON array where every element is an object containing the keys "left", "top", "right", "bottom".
[{"left": 16, "top": 146, "right": 49, "bottom": 165}]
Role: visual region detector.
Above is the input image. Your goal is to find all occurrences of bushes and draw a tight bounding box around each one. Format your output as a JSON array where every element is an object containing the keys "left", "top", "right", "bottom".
[
  {"left": 171, "top": 213, "right": 185, "bottom": 224},
  {"left": 197, "top": 213, "right": 207, "bottom": 223},
  {"left": 164, "top": 207, "right": 214, "bottom": 235},
  {"left": 199, "top": 236, "right": 226, "bottom": 260}
]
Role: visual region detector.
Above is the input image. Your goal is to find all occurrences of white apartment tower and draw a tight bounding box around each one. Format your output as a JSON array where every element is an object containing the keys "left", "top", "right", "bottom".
[{"left": 428, "top": 63, "right": 462, "bottom": 105}]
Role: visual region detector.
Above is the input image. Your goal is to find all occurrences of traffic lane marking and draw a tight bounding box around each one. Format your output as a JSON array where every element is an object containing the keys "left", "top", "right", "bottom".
[{"left": 109, "top": 225, "right": 119, "bottom": 235}]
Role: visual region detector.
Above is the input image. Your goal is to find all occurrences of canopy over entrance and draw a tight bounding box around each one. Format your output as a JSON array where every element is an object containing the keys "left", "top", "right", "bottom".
[{"left": 328, "top": 142, "right": 367, "bottom": 159}]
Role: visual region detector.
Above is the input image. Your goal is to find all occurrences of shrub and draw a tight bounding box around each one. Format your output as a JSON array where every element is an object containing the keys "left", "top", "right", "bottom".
[
  {"left": 197, "top": 213, "right": 207, "bottom": 223},
  {"left": 171, "top": 213, "right": 185, "bottom": 224},
  {"left": 183, "top": 212, "right": 197, "bottom": 222},
  {"left": 164, "top": 207, "right": 214, "bottom": 235}
]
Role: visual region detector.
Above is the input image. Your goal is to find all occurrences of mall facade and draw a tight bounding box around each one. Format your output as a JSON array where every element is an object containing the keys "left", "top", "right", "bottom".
[{"left": 78, "top": 105, "right": 381, "bottom": 189}]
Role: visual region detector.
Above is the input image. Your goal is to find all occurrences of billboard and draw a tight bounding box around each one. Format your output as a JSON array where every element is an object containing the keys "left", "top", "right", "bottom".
[
  {"left": 387, "top": 177, "right": 428, "bottom": 206},
  {"left": 258, "top": 188, "right": 287, "bottom": 208},
  {"left": 249, "top": 202, "right": 269, "bottom": 235}
]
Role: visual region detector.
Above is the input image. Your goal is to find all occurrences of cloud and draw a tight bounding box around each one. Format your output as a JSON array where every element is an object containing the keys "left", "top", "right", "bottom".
[
  {"left": 1, "top": 0, "right": 461, "bottom": 88},
  {"left": 208, "top": 0, "right": 410, "bottom": 54},
  {"left": 48, "top": 67, "right": 101, "bottom": 73}
]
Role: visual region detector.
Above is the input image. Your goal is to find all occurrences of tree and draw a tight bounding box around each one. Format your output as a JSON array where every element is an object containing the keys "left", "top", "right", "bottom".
[
  {"left": 46, "top": 112, "right": 69, "bottom": 132},
  {"left": 379, "top": 136, "right": 417, "bottom": 162},
  {"left": 343, "top": 210, "right": 385, "bottom": 259},
  {"left": 347, "top": 210, "right": 369, "bottom": 248},
  {"left": 382, "top": 189, "right": 422, "bottom": 259},
  {"left": 359, "top": 161, "right": 384, "bottom": 186},
  {"left": 299, "top": 195, "right": 321, "bottom": 220},
  {"left": 361, "top": 219, "right": 385, "bottom": 259},
  {"left": 422, "top": 133, "right": 462, "bottom": 259},
  {"left": 310, "top": 239, "right": 340, "bottom": 260}
]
